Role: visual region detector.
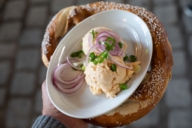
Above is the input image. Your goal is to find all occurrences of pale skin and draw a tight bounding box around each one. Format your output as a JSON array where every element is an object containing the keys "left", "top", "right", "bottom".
[{"left": 42, "top": 81, "right": 88, "bottom": 128}]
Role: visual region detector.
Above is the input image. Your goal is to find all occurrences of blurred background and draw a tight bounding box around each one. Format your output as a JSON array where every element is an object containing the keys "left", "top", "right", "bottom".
[{"left": 0, "top": 0, "right": 191, "bottom": 128}]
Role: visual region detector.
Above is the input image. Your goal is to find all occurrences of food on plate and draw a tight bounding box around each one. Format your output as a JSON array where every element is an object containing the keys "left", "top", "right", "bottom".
[
  {"left": 83, "top": 27, "right": 140, "bottom": 98},
  {"left": 82, "top": 27, "right": 127, "bottom": 55},
  {"left": 52, "top": 27, "right": 140, "bottom": 97},
  {"left": 42, "top": 1, "right": 173, "bottom": 127},
  {"left": 52, "top": 60, "right": 85, "bottom": 94},
  {"left": 84, "top": 58, "right": 135, "bottom": 98}
]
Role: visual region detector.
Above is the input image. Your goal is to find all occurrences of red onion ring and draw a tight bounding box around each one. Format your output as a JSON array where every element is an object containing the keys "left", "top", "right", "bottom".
[
  {"left": 53, "top": 61, "right": 85, "bottom": 94},
  {"left": 53, "top": 73, "right": 84, "bottom": 89},
  {"left": 53, "top": 70, "right": 84, "bottom": 86},
  {"left": 66, "top": 56, "right": 83, "bottom": 70},
  {"left": 88, "top": 34, "right": 94, "bottom": 47},
  {"left": 53, "top": 77, "right": 79, "bottom": 89},
  {"left": 88, "top": 29, "right": 126, "bottom": 57},
  {"left": 56, "top": 78, "right": 84, "bottom": 94},
  {"left": 54, "top": 63, "right": 82, "bottom": 81},
  {"left": 97, "top": 30, "right": 124, "bottom": 56},
  {"left": 97, "top": 31, "right": 120, "bottom": 43}
]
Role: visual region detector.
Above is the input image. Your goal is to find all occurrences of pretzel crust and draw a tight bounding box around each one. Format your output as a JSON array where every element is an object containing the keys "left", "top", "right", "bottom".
[{"left": 41, "top": 1, "right": 173, "bottom": 127}]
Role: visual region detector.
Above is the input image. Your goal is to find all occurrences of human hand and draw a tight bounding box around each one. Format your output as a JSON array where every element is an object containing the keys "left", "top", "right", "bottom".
[{"left": 42, "top": 81, "right": 88, "bottom": 128}]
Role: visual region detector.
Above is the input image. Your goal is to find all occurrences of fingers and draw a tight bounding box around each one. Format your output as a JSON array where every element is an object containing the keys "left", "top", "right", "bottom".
[
  {"left": 42, "top": 80, "right": 46, "bottom": 92},
  {"left": 41, "top": 80, "right": 47, "bottom": 101},
  {"left": 41, "top": 80, "right": 88, "bottom": 127}
]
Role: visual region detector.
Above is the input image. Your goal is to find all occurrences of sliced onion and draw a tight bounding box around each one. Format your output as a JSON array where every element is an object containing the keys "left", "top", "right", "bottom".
[
  {"left": 53, "top": 61, "right": 85, "bottom": 94},
  {"left": 109, "top": 55, "right": 133, "bottom": 70},
  {"left": 54, "top": 63, "right": 81, "bottom": 81},
  {"left": 97, "top": 30, "right": 124, "bottom": 56},
  {"left": 88, "top": 34, "right": 93, "bottom": 47},
  {"left": 53, "top": 77, "right": 79, "bottom": 89},
  {"left": 53, "top": 70, "right": 84, "bottom": 87},
  {"left": 96, "top": 31, "right": 120, "bottom": 45},
  {"left": 66, "top": 56, "right": 83, "bottom": 70},
  {"left": 88, "top": 29, "right": 126, "bottom": 57},
  {"left": 53, "top": 64, "right": 84, "bottom": 87},
  {"left": 56, "top": 78, "right": 84, "bottom": 94}
]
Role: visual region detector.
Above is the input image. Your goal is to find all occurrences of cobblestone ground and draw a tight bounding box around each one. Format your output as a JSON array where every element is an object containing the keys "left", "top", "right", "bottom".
[{"left": 0, "top": 0, "right": 191, "bottom": 128}]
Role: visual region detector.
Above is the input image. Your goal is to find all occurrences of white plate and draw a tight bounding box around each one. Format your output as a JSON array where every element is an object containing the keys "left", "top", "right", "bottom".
[{"left": 46, "top": 10, "right": 152, "bottom": 119}]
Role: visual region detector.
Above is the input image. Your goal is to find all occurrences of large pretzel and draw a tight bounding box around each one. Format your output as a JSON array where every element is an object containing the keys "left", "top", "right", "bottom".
[{"left": 42, "top": 2, "right": 173, "bottom": 127}]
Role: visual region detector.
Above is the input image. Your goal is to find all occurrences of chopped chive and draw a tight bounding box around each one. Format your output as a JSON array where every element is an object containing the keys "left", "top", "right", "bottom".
[
  {"left": 98, "top": 58, "right": 104, "bottom": 63},
  {"left": 101, "top": 51, "right": 108, "bottom": 58},
  {"left": 105, "top": 41, "right": 114, "bottom": 51},
  {"left": 89, "top": 51, "right": 109, "bottom": 65},
  {"left": 118, "top": 42, "right": 123, "bottom": 48},
  {"left": 130, "top": 55, "right": 137, "bottom": 62},
  {"left": 89, "top": 52, "right": 97, "bottom": 61},
  {"left": 120, "top": 83, "right": 128, "bottom": 90},
  {"left": 107, "top": 37, "right": 116, "bottom": 43},
  {"left": 110, "top": 64, "right": 116, "bottom": 72},
  {"left": 81, "top": 65, "right": 86, "bottom": 71},
  {"left": 123, "top": 54, "right": 129, "bottom": 61},
  {"left": 96, "top": 54, "right": 104, "bottom": 63},
  {"left": 91, "top": 30, "right": 98, "bottom": 39},
  {"left": 104, "top": 42, "right": 111, "bottom": 51},
  {"left": 93, "top": 60, "right": 98, "bottom": 65},
  {"left": 89, "top": 52, "right": 95, "bottom": 58},
  {"left": 70, "top": 50, "right": 84, "bottom": 58},
  {"left": 104, "top": 37, "right": 116, "bottom": 51}
]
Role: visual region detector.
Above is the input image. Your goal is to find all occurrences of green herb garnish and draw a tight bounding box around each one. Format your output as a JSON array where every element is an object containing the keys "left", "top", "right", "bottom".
[
  {"left": 93, "top": 60, "right": 98, "bottom": 65},
  {"left": 89, "top": 51, "right": 108, "bottom": 65},
  {"left": 107, "top": 37, "right": 116, "bottom": 43},
  {"left": 118, "top": 42, "right": 123, "bottom": 48},
  {"left": 81, "top": 65, "right": 86, "bottom": 71},
  {"left": 123, "top": 55, "right": 137, "bottom": 62},
  {"left": 123, "top": 54, "right": 129, "bottom": 61},
  {"left": 120, "top": 83, "right": 128, "bottom": 90},
  {"left": 105, "top": 42, "right": 113, "bottom": 51},
  {"left": 110, "top": 64, "right": 116, "bottom": 72},
  {"left": 89, "top": 52, "right": 97, "bottom": 61},
  {"left": 130, "top": 55, "right": 137, "bottom": 62},
  {"left": 91, "top": 30, "right": 98, "bottom": 39},
  {"left": 104, "top": 37, "right": 116, "bottom": 51},
  {"left": 70, "top": 50, "right": 84, "bottom": 58},
  {"left": 100, "top": 50, "right": 108, "bottom": 58},
  {"left": 96, "top": 51, "right": 108, "bottom": 63}
]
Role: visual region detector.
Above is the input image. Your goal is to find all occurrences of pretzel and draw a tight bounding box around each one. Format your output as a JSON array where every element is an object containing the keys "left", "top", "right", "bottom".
[{"left": 41, "top": 1, "right": 173, "bottom": 127}]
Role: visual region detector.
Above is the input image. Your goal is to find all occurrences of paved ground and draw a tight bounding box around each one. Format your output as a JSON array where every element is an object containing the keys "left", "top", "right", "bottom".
[{"left": 0, "top": 0, "right": 192, "bottom": 128}]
